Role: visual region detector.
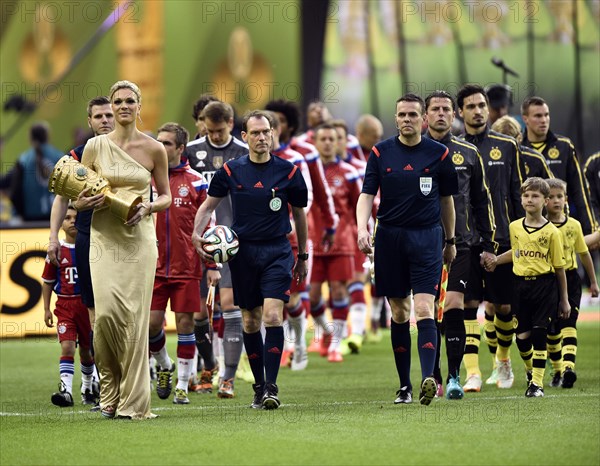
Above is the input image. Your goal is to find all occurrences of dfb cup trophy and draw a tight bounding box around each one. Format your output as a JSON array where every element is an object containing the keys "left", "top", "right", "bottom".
[{"left": 48, "top": 155, "right": 142, "bottom": 222}]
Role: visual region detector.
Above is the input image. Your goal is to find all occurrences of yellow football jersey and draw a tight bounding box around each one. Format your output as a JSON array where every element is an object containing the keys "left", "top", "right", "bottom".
[
  {"left": 552, "top": 217, "right": 588, "bottom": 271},
  {"left": 509, "top": 219, "right": 566, "bottom": 276}
]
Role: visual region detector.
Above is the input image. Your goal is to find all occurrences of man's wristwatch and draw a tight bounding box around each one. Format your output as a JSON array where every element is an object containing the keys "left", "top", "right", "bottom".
[
  {"left": 297, "top": 253, "right": 309, "bottom": 261},
  {"left": 445, "top": 237, "right": 456, "bottom": 245}
]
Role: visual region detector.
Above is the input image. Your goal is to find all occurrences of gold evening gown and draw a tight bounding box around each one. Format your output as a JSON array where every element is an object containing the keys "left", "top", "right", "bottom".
[{"left": 85, "top": 135, "right": 157, "bottom": 419}]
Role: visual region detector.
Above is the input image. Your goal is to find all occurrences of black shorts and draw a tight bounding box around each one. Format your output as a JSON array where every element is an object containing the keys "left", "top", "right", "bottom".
[
  {"left": 514, "top": 274, "right": 558, "bottom": 333},
  {"left": 229, "top": 236, "right": 294, "bottom": 310},
  {"left": 464, "top": 246, "right": 483, "bottom": 302},
  {"left": 483, "top": 246, "right": 513, "bottom": 305},
  {"left": 75, "top": 232, "right": 94, "bottom": 308},
  {"left": 373, "top": 223, "right": 442, "bottom": 299},
  {"left": 447, "top": 248, "right": 471, "bottom": 294}
]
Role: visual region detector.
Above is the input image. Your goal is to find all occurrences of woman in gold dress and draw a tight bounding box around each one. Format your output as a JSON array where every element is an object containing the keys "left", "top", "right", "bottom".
[{"left": 81, "top": 80, "right": 171, "bottom": 419}]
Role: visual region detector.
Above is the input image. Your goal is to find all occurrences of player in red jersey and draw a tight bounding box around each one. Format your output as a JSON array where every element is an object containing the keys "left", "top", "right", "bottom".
[
  {"left": 267, "top": 111, "right": 314, "bottom": 371},
  {"left": 309, "top": 124, "right": 362, "bottom": 362},
  {"left": 148, "top": 123, "right": 215, "bottom": 404},
  {"left": 331, "top": 119, "right": 371, "bottom": 354},
  {"left": 265, "top": 99, "right": 338, "bottom": 251},
  {"left": 43, "top": 206, "right": 97, "bottom": 407}
]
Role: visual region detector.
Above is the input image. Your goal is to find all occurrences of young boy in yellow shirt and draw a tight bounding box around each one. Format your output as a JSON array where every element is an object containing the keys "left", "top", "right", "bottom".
[
  {"left": 485, "top": 177, "right": 570, "bottom": 397},
  {"left": 545, "top": 178, "right": 599, "bottom": 388}
]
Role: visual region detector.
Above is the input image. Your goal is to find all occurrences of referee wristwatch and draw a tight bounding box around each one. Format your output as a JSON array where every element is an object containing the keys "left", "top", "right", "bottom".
[
  {"left": 297, "top": 253, "right": 309, "bottom": 261},
  {"left": 445, "top": 237, "right": 456, "bottom": 245}
]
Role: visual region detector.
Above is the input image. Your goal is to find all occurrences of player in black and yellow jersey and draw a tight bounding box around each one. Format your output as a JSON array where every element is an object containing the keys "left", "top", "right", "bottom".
[
  {"left": 521, "top": 96, "right": 596, "bottom": 234},
  {"left": 491, "top": 115, "right": 553, "bottom": 180},
  {"left": 456, "top": 84, "right": 524, "bottom": 392},
  {"left": 485, "top": 177, "right": 569, "bottom": 397},
  {"left": 545, "top": 179, "right": 599, "bottom": 389}
]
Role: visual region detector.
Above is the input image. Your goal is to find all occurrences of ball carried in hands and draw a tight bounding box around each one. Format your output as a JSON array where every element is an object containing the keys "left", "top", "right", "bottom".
[{"left": 202, "top": 225, "right": 239, "bottom": 263}]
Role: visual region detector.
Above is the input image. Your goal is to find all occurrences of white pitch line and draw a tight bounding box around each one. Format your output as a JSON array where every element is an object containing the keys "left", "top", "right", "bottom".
[{"left": 1, "top": 392, "right": 598, "bottom": 417}]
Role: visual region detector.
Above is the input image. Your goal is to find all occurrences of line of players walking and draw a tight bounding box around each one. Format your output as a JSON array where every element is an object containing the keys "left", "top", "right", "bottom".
[{"left": 44, "top": 83, "right": 599, "bottom": 412}]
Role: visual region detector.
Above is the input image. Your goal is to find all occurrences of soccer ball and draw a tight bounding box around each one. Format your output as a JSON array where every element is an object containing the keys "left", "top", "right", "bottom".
[{"left": 202, "top": 225, "right": 239, "bottom": 263}]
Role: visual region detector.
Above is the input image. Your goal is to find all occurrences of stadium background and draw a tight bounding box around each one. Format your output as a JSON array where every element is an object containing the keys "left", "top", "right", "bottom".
[{"left": 1, "top": 0, "right": 599, "bottom": 336}]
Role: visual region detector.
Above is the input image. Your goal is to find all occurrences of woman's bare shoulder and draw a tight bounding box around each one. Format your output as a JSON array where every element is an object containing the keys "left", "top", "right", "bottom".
[{"left": 137, "top": 131, "right": 164, "bottom": 153}]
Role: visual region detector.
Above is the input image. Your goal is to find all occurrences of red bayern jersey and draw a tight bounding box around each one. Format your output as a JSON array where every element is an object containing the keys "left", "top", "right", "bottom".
[
  {"left": 42, "top": 241, "right": 81, "bottom": 296},
  {"left": 288, "top": 138, "right": 339, "bottom": 234},
  {"left": 273, "top": 145, "right": 314, "bottom": 248},
  {"left": 154, "top": 161, "right": 208, "bottom": 279},
  {"left": 311, "top": 158, "right": 361, "bottom": 256}
]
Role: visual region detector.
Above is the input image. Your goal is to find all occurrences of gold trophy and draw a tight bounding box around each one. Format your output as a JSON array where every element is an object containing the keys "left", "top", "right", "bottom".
[{"left": 48, "top": 155, "right": 142, "bottom": 222}]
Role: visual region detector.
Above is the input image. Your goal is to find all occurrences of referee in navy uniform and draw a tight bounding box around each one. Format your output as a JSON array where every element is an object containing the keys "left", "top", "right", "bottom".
[
  {"left": 192, "top": 110, "right": 308, "bottom": 410},
  {"left": 357, "top": 93, "right": 458, "bottom": 406}
]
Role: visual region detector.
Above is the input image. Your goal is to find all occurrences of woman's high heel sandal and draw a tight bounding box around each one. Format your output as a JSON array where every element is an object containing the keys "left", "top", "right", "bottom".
[{"left": 100, "top": 405, "right": 116, "bottom": 419}]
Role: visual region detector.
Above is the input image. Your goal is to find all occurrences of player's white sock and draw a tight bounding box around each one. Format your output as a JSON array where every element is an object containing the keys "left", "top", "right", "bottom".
[
  {"left": 59, "top": 357, "right": 74, "bottom": 394},
  {"left": 176, "top": 358, "right": 192, "bottom": 391},
  {"left": 92, "top": 364, "right": 100, "bottom": 382},
  {"left": 329, "top": 319, "right": 347, "bottom": 352},
  {"left": 81, "top": 362, "right": 94, "bottom": 391},
  {"left": 153, "top": 346, "right": 171, "bottom": 370},
  {"left": 288, "top": 312, "right": 307, "bottom": 351},
  {"left": 350, "top": 303, "right": 367, "bottom": 336},
  {"left": 282, "top": 319, "right": 294, "bottom": 351}
]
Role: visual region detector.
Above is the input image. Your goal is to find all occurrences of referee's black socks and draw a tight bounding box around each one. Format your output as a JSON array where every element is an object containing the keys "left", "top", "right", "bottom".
[{"left": 443, "top": 308, "right": 465, "bottom": 380}]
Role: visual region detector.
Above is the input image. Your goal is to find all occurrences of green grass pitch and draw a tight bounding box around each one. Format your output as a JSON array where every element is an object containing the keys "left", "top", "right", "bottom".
[{"left": 1, "top": 322, "right": 599, "bottom": 465}]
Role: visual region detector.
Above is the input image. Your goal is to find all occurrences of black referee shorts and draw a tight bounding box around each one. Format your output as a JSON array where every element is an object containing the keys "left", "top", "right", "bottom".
[
  {"left": 374, "top": 223, "right": 442, "bottom": 299},
  {"left": 229, "top": 236, "right": 294, "bottom": 310}
]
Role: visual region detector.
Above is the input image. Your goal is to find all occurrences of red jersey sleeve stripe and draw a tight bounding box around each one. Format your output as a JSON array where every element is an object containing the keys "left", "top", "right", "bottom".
[
  {"left": 372, "top": 146, "right": 380, "bottom": 158},
  {"left": 287, "top": 165, "right": 298, "bottom": 179},
  {"left": 440, "top": 147, "right": 449, "bottom": 161},
  {"left": 223, "top": 162, "right": 231, "bottom": 176},
  {"left": 70, "top": 149, "right": 80, "bottom": 161}
]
